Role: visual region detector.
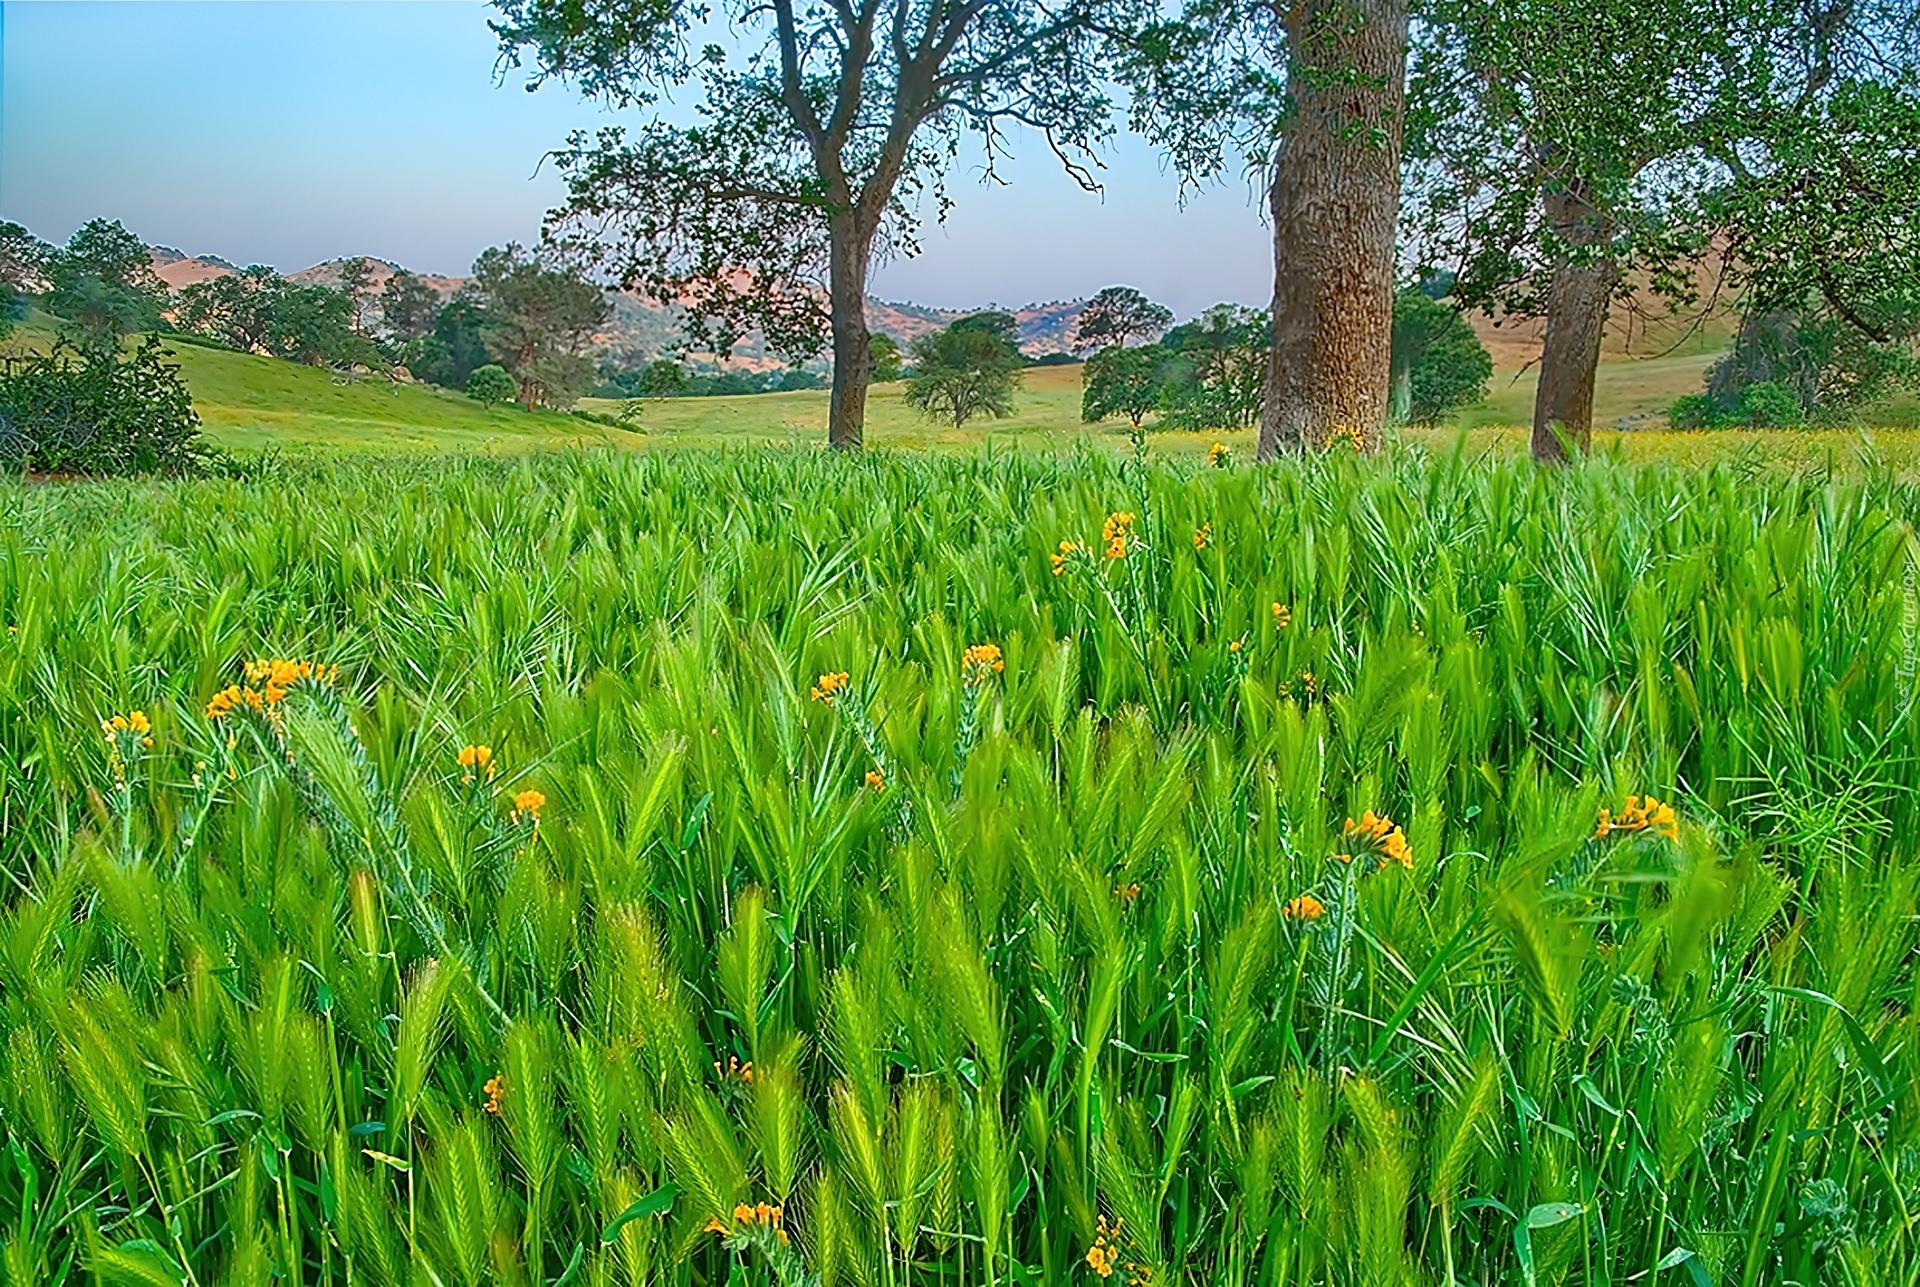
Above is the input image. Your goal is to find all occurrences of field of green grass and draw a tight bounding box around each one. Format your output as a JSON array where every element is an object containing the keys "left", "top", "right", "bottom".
[
  {"left": 1, "top": 447, "right": 1915, "bottom": 1284},
  {"left": 133, "top": 331, "right": 1920, "bottom": 471}
]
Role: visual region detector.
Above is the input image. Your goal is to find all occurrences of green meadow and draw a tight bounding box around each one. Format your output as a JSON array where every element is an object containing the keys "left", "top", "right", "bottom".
[{"left": 1, "top": 445, "right": 1916, "bottom": 1284}]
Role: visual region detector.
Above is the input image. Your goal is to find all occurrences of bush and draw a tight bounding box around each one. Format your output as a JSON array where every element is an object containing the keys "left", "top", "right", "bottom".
[
  {"left": 1735, "top": 380, "right": 1805, "bottom": 428},
  {"left": 0, "top": 336, "right": 208, "bottom": 475},
  {"left": 1668, "top": 393, "right": 1721, "bottom": 430},
  {"left": 466, "top": 364, "right": 517, "bottom": 408},
  {"left": 1669, "top": 381, "right": 1807, "bottom": 431}
]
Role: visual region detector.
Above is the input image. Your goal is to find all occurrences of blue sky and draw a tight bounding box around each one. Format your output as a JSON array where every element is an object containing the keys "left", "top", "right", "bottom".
[{"left": 1, "top": 1, "right": 1272, "bottom": 315}]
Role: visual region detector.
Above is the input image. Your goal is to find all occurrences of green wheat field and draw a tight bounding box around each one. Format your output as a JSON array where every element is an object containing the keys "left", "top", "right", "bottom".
[{"left": 1, "top": 443, "right": 1916, "bottom": 1286}]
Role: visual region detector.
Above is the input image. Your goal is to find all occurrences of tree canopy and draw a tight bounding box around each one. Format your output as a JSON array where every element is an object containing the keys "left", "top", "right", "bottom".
[
  {"left": 1072, "top": 286, "right": 1172, "bottom": 351},
  {"left": 494, "top": 0, "right": 1132, "bottom": 447},
  {"left": 1081, "top": 343, "right": 1173, "bottom": 427},
  {"left": 45, "top": 218, "right": 167, "bottom": 352}
]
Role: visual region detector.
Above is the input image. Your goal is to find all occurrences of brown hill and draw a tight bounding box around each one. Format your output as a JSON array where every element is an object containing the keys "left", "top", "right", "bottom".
[{"left": 148, "top": 246, "right": 1092, "bottom": 365}]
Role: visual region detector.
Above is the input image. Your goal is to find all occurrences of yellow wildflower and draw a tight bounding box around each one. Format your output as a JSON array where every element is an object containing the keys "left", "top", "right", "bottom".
[
  {"left": 1193, "top": 522, "right": 1211, "bottom": 551},
  {"left": 1271, "top": 602, "right": 1291, "bottom": 629},
  {"left": 1596, "top": 794, "right": 1678, "bottom": 841},
  {"left": 1283, "top": 894, "right": 1327, "bottom": 920},
  {"left": 1207, "top": 442, "right": 1229, "bottom": 468},
  {"left": 483, "top": 1074, "right": 505, "bottom": 1115},
  {"left": 457, "top": 744, "right": 496, "bottom": 784},
  {"left": 810, "top": 671, "right": 850, "bottom": 703},
  {"left": 865, "top": 769, "right": 886, "bottom": 791},
  {"left": 1052, "top": 539, "right": 1085, "bottom": 576},
  {"left": 1340, "top": 810, "right": 1413, "bottom": 870},
  {"left": 962, "top": 642, "right": 1005, "bottom": 685},
  {"left": 1102, "top": 512, "right": 1135, "bottom": 560},
  {"left": 512, "top": 789, "right": 546, "bottom": 824}
]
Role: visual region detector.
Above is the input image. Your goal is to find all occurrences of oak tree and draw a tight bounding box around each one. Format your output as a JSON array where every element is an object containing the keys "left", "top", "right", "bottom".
[
  {"left": 494, "top": 0, "right": 1128, "bottom": 448},
  {"left": 1124, "top": 0, "right": 1409, "bottom": 455}
]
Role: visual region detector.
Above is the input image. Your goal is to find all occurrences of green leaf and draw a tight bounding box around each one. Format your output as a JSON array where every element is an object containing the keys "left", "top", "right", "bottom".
[{"left": 601, "top": 1183, "right": 678, "bottom": 1244}]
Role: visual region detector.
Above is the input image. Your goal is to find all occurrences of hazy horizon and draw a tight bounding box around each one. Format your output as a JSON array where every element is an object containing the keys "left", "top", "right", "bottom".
[{"left": 2, "top": 0, "right": 1275, "bottom": 317}]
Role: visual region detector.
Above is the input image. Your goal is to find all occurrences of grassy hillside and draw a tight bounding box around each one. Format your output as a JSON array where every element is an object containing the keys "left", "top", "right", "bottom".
[{"left": 12, "top": 323, "right": 1914, "bottom": 461}]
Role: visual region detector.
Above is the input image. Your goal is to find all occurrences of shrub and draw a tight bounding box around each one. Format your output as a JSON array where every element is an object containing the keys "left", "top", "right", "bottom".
[
  {"left": 466, "top": 364, "right": 517, "bottom": 408},
  {"left": 1668, "top": 393, "right": 1722, "bottom": 430},
  {"left": 0, "top": 336, "right": 208, "bottom": 475},
  {"left": 1735, "top": 380, "right": 1805, "bottom": 428}
]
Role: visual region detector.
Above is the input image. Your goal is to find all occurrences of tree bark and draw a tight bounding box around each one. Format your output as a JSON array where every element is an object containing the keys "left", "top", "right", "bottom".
[
  {"left": 1258, "top": 0, "right": 1409, "bottom": 460},
  {"left": 1531, "top": 176, "right": 1617, "bottom": 462},
  {"left": 826, "top": 213, "right": 874, "bottom": 450}
]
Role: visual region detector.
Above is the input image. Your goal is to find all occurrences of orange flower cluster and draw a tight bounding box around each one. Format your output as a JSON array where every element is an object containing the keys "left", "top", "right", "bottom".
[
  {"left": 1085, "top": 1216, "right": 1149, "bottom": 1284},
  {"left": 1052, "top": 539, "right": 1086, "bottom": 577},
  {"left": 1596, "top": 795, "right": 1678, "bottom": 841},
  {"left": 457, "top": 744, "right": 496, "bottom": 784},
  {"left": 810, "top": 671, "right": 850, "bottom": 703},
  {"left": 1271, "top": 602, "right": 1292, "bottom": 629},
  {"left": 1102, "top": 512, "right": 1136, "bottom": 560},
  {"left": 1207, "top": 442, "right": 1229, "bottom": 468},
  {"left": 512, "top": 790, "right": 546, "bottom": 824},
  {"left": 707, "top": 1203, "right": 787, "bottom": 1243},
  {"left": 1114, "top": 881, "right": 1141, "bottom": 906},
  {"left": 716, "top": 1055, "right": 755, "bottom": 1084},
  {"left": 205, "top": 659, "right": 337, "bottom": 720},
  {"left": 483, "top": 1074, "right": 505, "bottom": 1115},
  {"left": 1339, "top": 810, "right": 1412, "bottom": 870},
  {"left": 102, "top": 710, "right": 154, "bottom": 748},
  {"left": 1193, "top": 522, "right": 1212, "bottom": 551},
  {"left": 865, "top": 769, "right": 886, "bottom": 792},
  {"left": 1283, "top": 893, "right": 1327, "bottom": 921},
  {"left": 962, "top": 642, "right": 1006, "bottom": 686}
]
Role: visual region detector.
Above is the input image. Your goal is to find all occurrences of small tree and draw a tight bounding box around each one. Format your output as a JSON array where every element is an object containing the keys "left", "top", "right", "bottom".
[
  {"left": 1072, "top": 286, "right": 1173, "bottom": 352},
  {"left": 176, "top": 266, "right": 282, "bottom": 353},
  {"left": 905, "top": 312, "right": 1024, "bottom": 431},
  {"left": 467, "top": 364, "right": 517, "bottom": 408},
  {"left": 1390, "top": 291, "right": 1492, "bottom": 426},
  {"left": 638, "top": 359, "right": 690, "bottom": 398},
  {"left": 1082, "top": 343, "right": 1172, "bottom": 427},
  {"left": 1157, "top": 304, "right": 1267, "bottom": 430},
  {"left": 870, "top": 334, "right": 904, "bottom": 383}
]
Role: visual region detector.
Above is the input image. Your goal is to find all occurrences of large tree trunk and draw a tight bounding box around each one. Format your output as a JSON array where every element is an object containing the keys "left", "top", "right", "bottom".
[
  {"left": 1257, "top": 0, "right": 1409, "bottom": 459},
  {"left": 827, "top": 214, "right": 874, "bottom": 451},
  {"left": 1531, "top": 177, "right": 1617, "bottom": 462}
]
